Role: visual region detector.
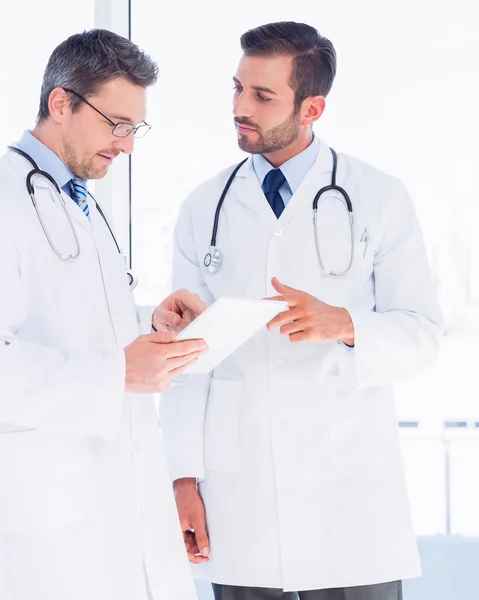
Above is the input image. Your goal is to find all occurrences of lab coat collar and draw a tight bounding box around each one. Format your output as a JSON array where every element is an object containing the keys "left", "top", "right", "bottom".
[
  {"left": 234, "top": 139, "right": 335, "bottom": 226},
  {"left": 16, "top": 130, "right": 74, "bottom": 194},
  {"left": 235, "top": 138, "right": 333, "bottom": 180},
  {"left": 34, "top": 177, "right": 93, "bottom": 236},
  {"left": 252, "top": 135, "right": 321, "bottom": 195},
  {"left": 7, "top": 146, "right": 93, "bottom": 237}
]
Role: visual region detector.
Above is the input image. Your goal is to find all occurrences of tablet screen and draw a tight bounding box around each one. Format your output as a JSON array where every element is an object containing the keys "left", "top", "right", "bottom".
[{"left": 176, "top": 297, "right": 288, "bottom": 374}]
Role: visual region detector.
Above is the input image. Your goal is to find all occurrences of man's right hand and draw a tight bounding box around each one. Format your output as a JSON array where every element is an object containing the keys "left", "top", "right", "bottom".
[
  {"left": 174, "top": 477, "right": 210, "bottom": 564},
  {"left": 124, "top": 330, "right": 207, "bottom": 393}
]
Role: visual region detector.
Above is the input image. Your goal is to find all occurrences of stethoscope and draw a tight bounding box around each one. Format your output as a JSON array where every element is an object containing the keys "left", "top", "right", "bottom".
[
  {"left": 8, "top": 146, "right": 138, "bottom": 290},
  {"left": 204, "top": 147, "right": 355, "bottom": 277}
]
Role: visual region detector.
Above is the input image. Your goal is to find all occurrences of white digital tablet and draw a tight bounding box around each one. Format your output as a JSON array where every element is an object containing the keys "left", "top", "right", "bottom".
[{"left": 175, "top": 296, "right": 288, "bottom": 374}]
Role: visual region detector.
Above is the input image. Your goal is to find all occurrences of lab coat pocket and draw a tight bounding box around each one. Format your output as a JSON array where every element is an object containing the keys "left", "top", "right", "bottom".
[
  {"left": 344, "top": 240, "right": 370, "bottom": 272},
  {"left": 355, "top": 239, "right": 372, "bottom": 264},
  {"left": 204, "top": 378, "right": 240, "bottom": 473},
  {"left": 0, "top": 430, "right": 96, "bottom": 534},
  {"left": 349, "top": 240, "right": 372, "bottom": 278}
]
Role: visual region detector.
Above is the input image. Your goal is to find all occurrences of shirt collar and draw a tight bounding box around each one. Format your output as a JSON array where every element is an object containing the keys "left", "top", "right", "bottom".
[
  {"left": 16, "top": 130, "right": 74, "bottom": 193},
  {"left": 252, "top": 134, "right": 320, "bottom": 193}
]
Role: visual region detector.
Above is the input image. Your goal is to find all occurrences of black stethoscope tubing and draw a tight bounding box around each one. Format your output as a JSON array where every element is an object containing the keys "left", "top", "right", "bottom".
[
  {"left": 210, "top": 158, "right": 248, "bottom": 247},
  {"left": 8, "top": 145, "right": 138, "bottom": 290},
  {"left": 206, "top": 147, "right": 355, "bottom": 276},
  {"left": 312, "top": 147, "right": 352, "bottom": 212}
]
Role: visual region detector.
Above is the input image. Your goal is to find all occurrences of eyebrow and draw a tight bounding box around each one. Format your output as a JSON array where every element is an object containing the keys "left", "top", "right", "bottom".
[
  {"left": 109, "top": 114, "right": 136, "bottom": 124},
  {"left": 233, "top": 76, "right": 277, "bottom": 96}
]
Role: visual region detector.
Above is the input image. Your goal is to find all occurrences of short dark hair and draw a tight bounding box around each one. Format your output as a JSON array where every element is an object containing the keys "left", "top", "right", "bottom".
[
  {"left": 37, "top": 29, "right": 159, "bottom": 122},
  {"left": 240, "top": 21, "right": 337, "bottom": 111}
]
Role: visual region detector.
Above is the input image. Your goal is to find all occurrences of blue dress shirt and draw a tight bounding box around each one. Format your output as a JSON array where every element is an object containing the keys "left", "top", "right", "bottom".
[
  {"left": 252, "top": 135, "right": 320, "bottom": 206},
  {"left": 16, "top": 130, "right": 74, "bottom": 198}
]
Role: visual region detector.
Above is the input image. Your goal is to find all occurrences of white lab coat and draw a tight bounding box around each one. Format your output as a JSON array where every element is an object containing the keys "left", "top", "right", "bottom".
[
  {"left": 0, "top": 149, "right": 197, "bottom": 600},
  {"left": 160, "top": 140, "right": 443, "bottom": 591}
]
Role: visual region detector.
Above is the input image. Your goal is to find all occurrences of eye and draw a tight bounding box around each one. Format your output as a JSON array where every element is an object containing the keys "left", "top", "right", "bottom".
[
  {"left": 233, "top": 85, "right": 243, "bottom": 93},
  {"left": 256, "top": 93, "right": 271, "bottom": 102}
]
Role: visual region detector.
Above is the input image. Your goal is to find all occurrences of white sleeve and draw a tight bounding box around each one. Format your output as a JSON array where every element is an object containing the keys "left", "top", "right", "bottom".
[
  {"left": 0, "top": 225, "right": 126, "bottom": 440},
  {"left": 338, "top": 180, "right": 444, "bottom": 390},
  {"left": 136, "top": 305, "right": 156, "bottom": 334},
  {"left": 159, "top": 200, "right": 214, "bottom": 482}
]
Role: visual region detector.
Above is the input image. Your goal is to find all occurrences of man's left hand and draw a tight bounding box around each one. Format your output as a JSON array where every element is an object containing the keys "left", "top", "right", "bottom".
[
  {"left": 152, "top": 289, "right": 207, "bottom": 333},
  {"left": 266, "top": 277, "right": 355, "bottom": 345}
]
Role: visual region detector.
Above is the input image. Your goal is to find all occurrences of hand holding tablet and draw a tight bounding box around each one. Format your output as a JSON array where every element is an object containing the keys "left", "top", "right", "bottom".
[{"left": 175, "top": 297, "right": 288, "bottom": 374}]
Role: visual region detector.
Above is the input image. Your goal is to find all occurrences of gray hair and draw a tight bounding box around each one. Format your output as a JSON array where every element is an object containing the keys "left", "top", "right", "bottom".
[{"left": 37, "top": 29, "right": 159, "bottom": 122}]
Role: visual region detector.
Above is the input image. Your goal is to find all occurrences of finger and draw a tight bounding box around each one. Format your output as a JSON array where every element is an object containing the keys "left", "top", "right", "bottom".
[
  {"left": 164, "top": 362, "right": 194, "bottom": 385},
  {"left": 182, "top": 308, "right": 197, "bottom": 324},
  {"left": 176, "top": 309, "right": 198, "bottom": 332},
  {"left": 266, "top": 294, "right": 300, "bottom": 310},
  {"left": 161, "top": 354, "right": 203, "bottom": 388},
  {"left": 154, "top": 308, "right": 181, "bottom": 328},
  {"left": 184, "top": 533, "right": 208, "bottom": 563},
  {"left": 163, "top": 339, "right": 209, "bottom": 358},
  {"left": 263, "top": 294, "right": 285, "bottom": 302},
  {"left": 175, "top": 290, "right": 208, "bottom": 316},
  {"left": 271, "top": 277, "right": 301, "bottom": 296},
  {"left": 288, "top": 330, "right": 313, "bottom": 343},
  {"left": 145, "top": 330, "right": 178, "bottom": 344},
  {"left": 280, "top": 320, "right": 308, "bottom": 336},
  {"left": 192, "top": 524, "right": 210, "bottom": 558},
  {"left": 184, "top": 531, "right": 199, "bottom": 554},
  {"left": 160, "top": 363, "right": 195, "bottom": 390},
  {"left": 266, "top": 308, "right": 303, "bottom": 330},
  {"left": 188, "top": 552, "right": 209, "bottom": 564},
  {"left": 166, "top": 350, "right": 205, "bottom": 372}
]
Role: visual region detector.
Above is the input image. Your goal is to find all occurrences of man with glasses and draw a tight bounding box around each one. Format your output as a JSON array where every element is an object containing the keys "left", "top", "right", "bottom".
[
  {"left": 0, "top": 29, "right": 204, "bottom": 600},
  {"left": 63, "top": 88, "right": 152, "bottom": 140}
]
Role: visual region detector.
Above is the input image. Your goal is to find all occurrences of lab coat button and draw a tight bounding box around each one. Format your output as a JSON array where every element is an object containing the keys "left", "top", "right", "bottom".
[{"left": 274, "top": 229, "right": 283, "bottom": 237}]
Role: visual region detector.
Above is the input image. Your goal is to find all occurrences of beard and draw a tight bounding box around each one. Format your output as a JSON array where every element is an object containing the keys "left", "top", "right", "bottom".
[
  {"left": 62, "top": 139, "right": 117, "bottom": 180},
  {"left": 235, "top": 107, "right": 301, "bottom": 155}
]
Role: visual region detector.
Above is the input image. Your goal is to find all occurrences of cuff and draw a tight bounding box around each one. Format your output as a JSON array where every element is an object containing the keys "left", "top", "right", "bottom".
[{"left": 136, "top": 305, "right": 156, "bottom": 335}]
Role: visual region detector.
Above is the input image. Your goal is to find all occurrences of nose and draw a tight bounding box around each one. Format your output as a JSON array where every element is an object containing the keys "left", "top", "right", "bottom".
[
  {"left": 232, "top": 90, "right": 253, "bottom": 119},
  {"left": 114, "top": 133, "right": 135, "bottom": 155}
]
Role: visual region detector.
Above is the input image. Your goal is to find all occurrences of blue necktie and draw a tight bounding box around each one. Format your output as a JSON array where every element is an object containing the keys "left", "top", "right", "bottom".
[
  {"left": 262, "top": 168, "right": 286, "bottom": 218},
  {"left": 70, "top": 176, "right": 90, "bottom": 219}
]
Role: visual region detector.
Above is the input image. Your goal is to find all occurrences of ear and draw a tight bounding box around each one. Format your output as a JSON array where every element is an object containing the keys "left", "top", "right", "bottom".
[
  {"left": 48, "top": 87, "right": 72, "bottom": 124},
  {"left": 301, "top": 95, "right": 326, "bottom": 126}
]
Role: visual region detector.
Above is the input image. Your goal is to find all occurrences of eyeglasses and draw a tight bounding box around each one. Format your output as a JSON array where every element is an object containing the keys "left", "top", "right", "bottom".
[{"left": 63, "top": 88, "right": 151, "bottom": 138}]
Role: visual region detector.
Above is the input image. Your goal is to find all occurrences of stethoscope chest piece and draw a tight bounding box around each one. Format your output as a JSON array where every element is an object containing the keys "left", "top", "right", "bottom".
[
  {"left": 126, "top": 269, "right": 139, "bottom": 291},
  {"left": 204, "top": 245, "right": 221, "bottom": 273}
]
